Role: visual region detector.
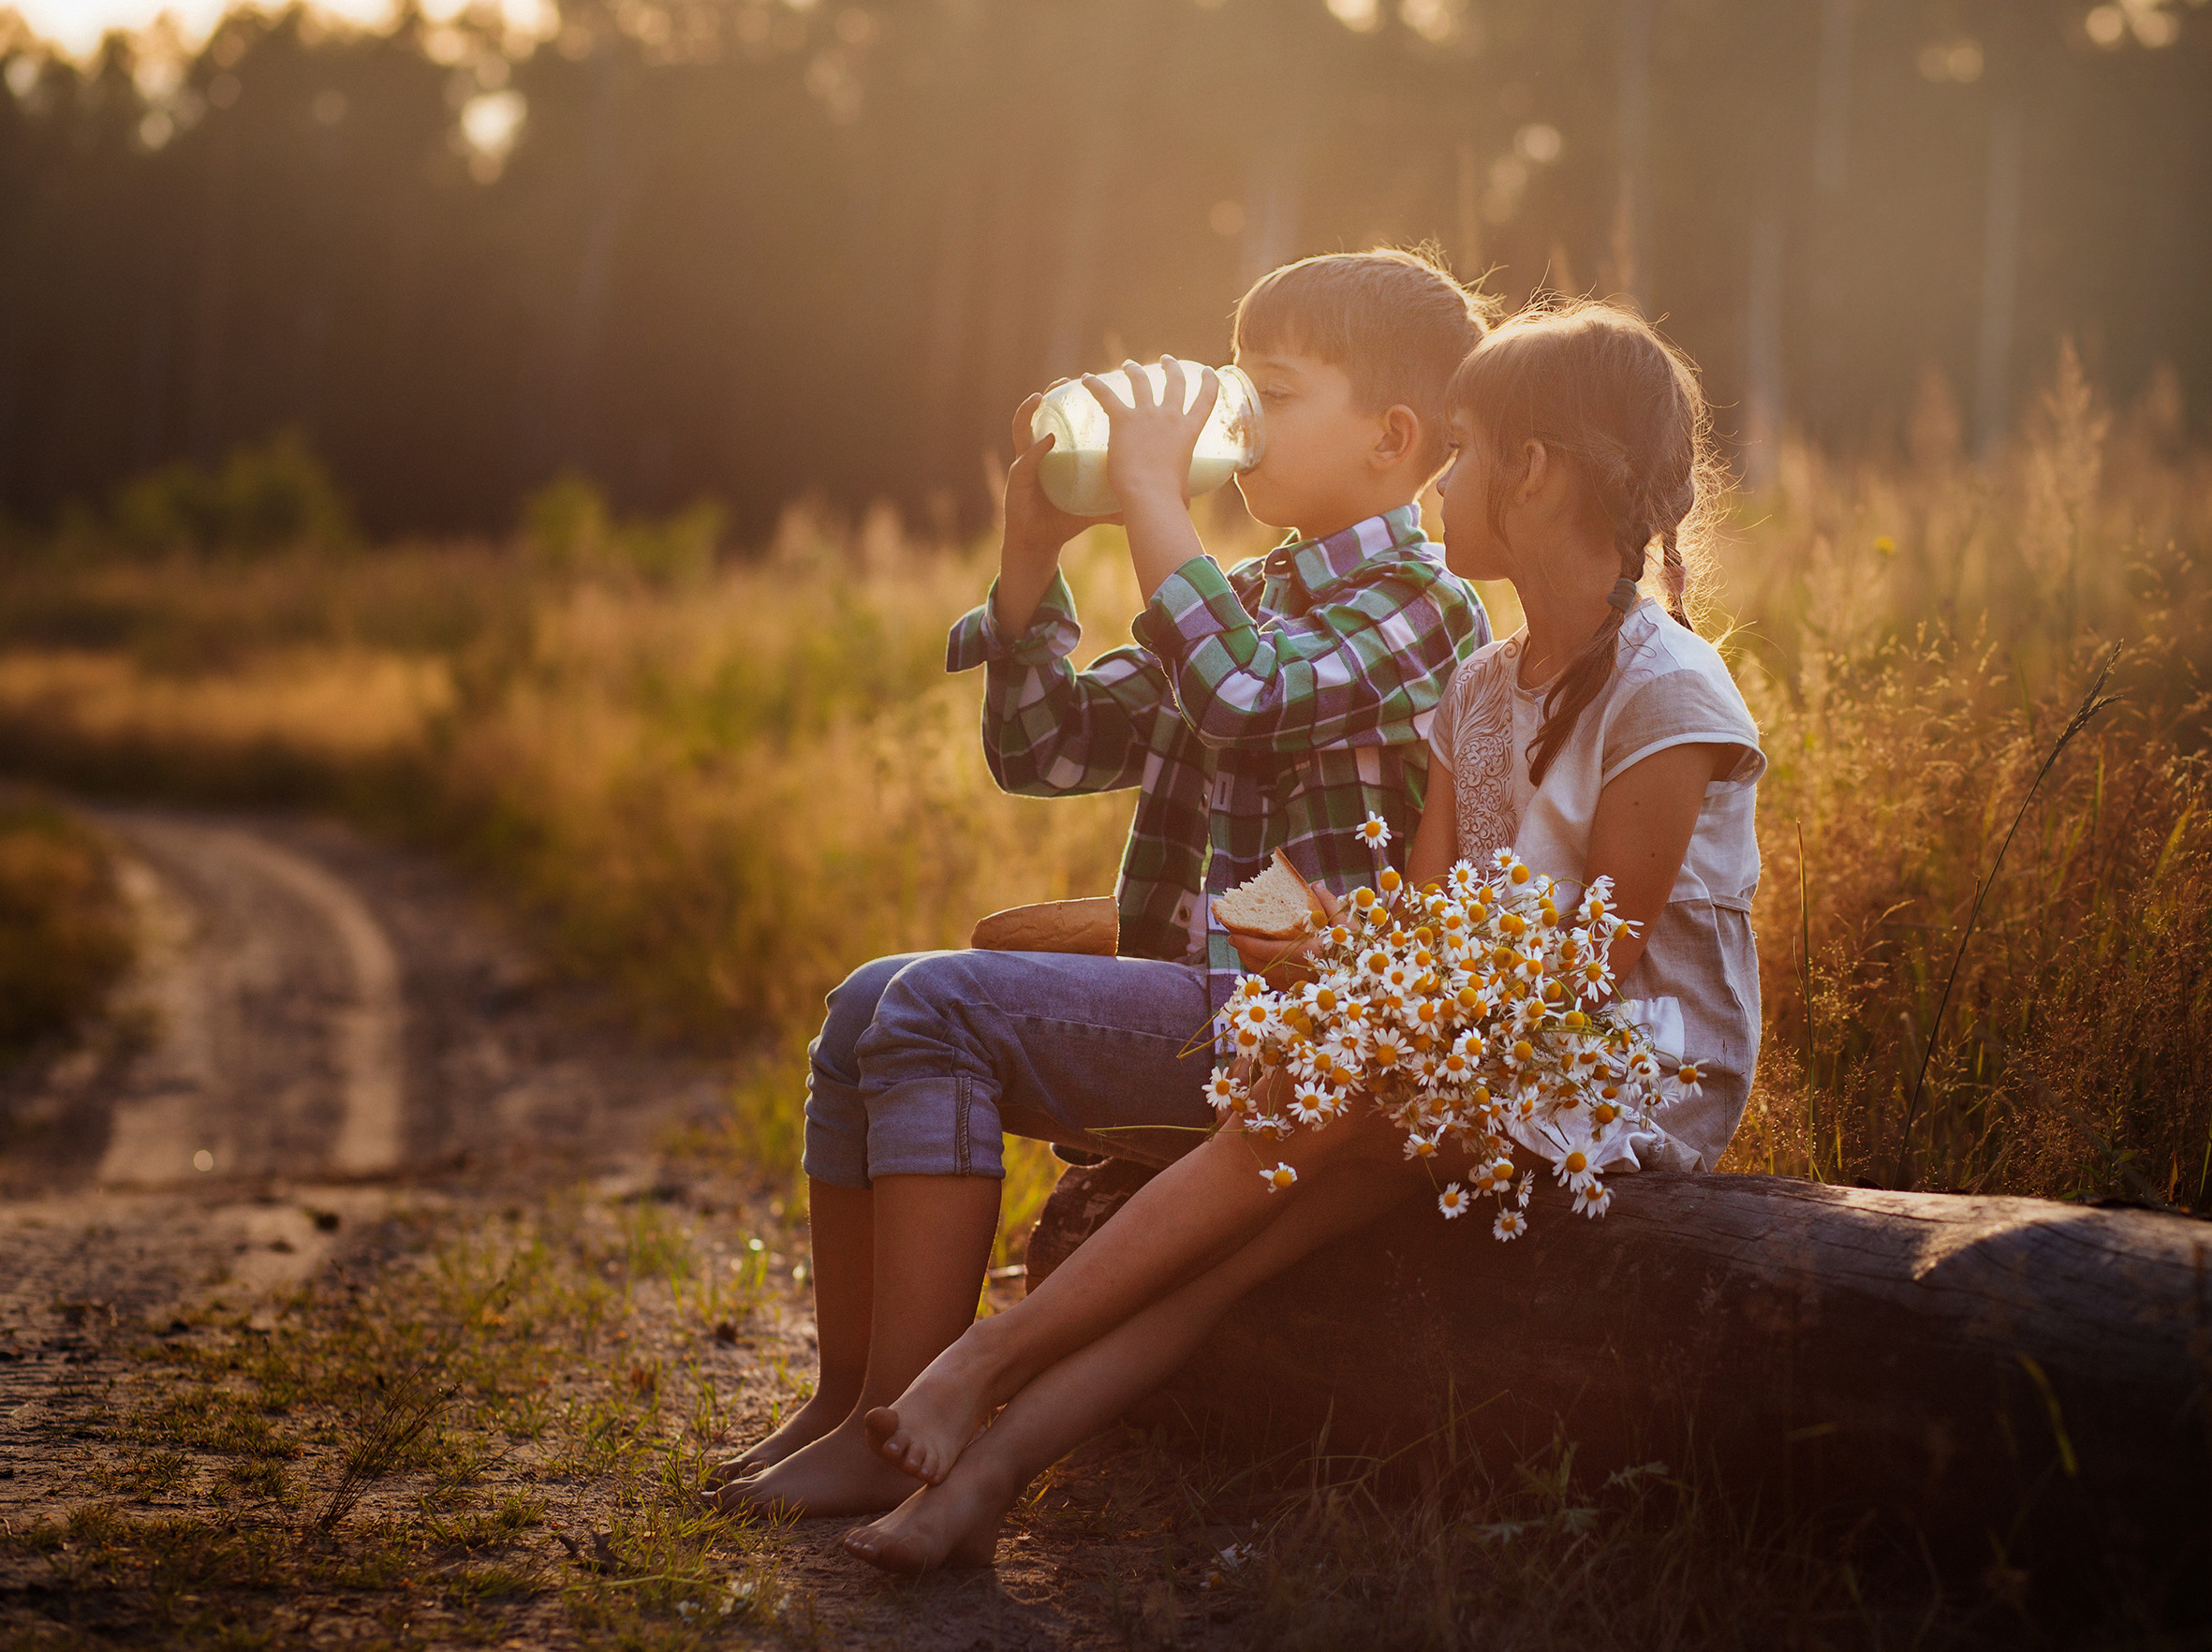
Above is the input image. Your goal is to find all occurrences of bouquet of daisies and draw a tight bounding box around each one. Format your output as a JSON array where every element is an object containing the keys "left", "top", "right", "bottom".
[{"left": 1209, "top": 830, "right": 1700, "bottom": 1240}]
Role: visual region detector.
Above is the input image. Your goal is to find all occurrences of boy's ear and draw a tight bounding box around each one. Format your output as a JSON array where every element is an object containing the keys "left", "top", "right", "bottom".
[{"left": 1370, "top": 404, "right": 1423, "bottom": 470}]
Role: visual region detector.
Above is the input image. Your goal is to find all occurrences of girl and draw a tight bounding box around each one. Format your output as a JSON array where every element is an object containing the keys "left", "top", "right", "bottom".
[{"left": 839, "top": 300, "right": 1765, "bottom": 1573}]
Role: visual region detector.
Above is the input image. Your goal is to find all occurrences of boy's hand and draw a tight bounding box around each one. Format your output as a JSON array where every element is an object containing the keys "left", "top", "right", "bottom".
[
  {"left": 1224, "top": 885, "right": 1346, "bottom": 986},
  {"left": 1083, "top": 358, "right": 1218, "bottom": 599},
  {"left": 995, "top": 389, "right": 1099, "bottom": 636},
  {"left": 1082, "top": 357, "right": 1219, "bottom": 509},
  {"left": 1003, "top": 389, "right": 1095, "bottom": 552}
]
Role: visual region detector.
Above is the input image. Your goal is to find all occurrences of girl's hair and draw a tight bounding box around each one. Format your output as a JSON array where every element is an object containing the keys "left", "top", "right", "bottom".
[{"left": 1446, "top": 298, "right": 1727, "bottom": 784}]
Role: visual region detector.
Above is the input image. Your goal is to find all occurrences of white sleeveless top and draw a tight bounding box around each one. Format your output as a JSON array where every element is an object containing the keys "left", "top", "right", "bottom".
[{"left": 1428, "top": 599, "right": 1764, "bottom": 1170}]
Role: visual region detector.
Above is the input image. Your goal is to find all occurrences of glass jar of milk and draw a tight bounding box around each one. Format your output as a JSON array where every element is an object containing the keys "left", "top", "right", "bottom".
[{"left": 1030, "top": 361, "right": 1264, "bottom": 518}]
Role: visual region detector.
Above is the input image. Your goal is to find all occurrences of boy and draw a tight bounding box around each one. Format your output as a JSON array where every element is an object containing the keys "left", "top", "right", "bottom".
[{"left": 715, "top": 247, "right": 1493, "bottom": 1516}]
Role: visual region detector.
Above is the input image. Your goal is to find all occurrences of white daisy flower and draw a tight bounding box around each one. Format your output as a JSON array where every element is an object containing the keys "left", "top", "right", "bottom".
[
  {"left": 1204, "top": 1069, "right": 1247, "bottom": 1114},
  {"left": 1517, "top": 1169, "right": 1535, "bottom": 1207},
  {"left": 1403, "top": 1130, "right": 1440, "bottom": 1161},
  {"left": 1493, "top": 1207, "right": 1527, "bottom": 1241},
  {"left": 1575, "top": 1179, "right": 1613, "bottom": 1218},
  {"left": 1228, "top": 997, "right": 1279, "bottom": 1035},
  {"left": 1357, "top": 813, "right": 1392, "bottom": 851},
  {"left": 1261, "top": 1162, "right": 1298, "bottom": 1192},
  {"left": 1550, "top": 1141, "right": 1599, "bottom": 1193},
  {"left": 1437, "top": 1183, "right": 1471, "bottom": 1219},
  {"left": 1674, "top": 1061, "right": 1706, "bottom": 1099},
  {"left": 1300, "top": 977, "right": 1347, "bottom": 1018}
]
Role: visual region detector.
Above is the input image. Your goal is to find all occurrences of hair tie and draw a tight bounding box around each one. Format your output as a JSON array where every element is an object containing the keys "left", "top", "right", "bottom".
[{"left": 1606, "top": 577, "right": 1641, "bottom": 613}]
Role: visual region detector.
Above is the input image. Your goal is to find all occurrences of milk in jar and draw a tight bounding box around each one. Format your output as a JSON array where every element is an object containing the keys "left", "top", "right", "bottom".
[{"left": 1031, "top": 361, "right": 1264, "bottom": 517}]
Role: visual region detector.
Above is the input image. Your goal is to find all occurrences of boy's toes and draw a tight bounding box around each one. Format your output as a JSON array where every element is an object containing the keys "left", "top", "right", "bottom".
[{"left": 863, "top": 1405, "right": 899, "bottom": 1452}]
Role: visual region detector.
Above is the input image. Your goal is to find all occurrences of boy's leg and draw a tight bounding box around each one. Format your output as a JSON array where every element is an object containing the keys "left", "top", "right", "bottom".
[
  {"left": 845, "top": 1151, "right": 1418, "bottom": 1572},
  {"left": 707, "top": 951, "right": 948, "bottom": 1483},
  {"left": 723, "top": 949, "right": 1214, "bottom": 1515}
]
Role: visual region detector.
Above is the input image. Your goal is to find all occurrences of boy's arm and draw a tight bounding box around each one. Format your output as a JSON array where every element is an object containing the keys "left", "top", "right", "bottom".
[
  {"left": 947, "top": 390, "right": 1168, "bottom": 797},
  {"left": 1131, "top": 553, "right": 1484, "bottom": 754},
  {"left": 949, "top": 575, "right": 1166, "bottom": 796}
]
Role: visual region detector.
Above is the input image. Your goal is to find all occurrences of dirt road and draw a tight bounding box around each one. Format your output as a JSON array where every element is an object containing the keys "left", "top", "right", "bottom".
[{"left": 0, "top": 809, "right": 728, "bottom": 1515}]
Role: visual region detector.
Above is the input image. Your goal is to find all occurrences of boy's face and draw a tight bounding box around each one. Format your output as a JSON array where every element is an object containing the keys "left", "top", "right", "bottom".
[{"left": 1230, "top": 347, "right": 1403, "bottom": 533}]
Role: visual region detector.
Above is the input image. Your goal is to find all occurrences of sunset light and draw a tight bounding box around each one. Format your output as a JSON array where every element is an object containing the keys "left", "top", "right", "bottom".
[{"left": 0, "top": 0, "right": 2206, "bottom": 1644}]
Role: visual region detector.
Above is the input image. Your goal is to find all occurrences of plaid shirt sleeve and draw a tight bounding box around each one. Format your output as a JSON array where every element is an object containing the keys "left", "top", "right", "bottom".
[
  {"left": 946, "top": 569, "right": 1168, "bottom": 797},
  {"left": 1130, "top": 553, "right": 1478, "bottom": 754}
]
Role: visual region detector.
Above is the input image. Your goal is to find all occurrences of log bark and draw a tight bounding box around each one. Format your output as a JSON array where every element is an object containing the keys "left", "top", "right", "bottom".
[{"left": 1026, "top": 1163, "right": 2212, "bottom": 1586}]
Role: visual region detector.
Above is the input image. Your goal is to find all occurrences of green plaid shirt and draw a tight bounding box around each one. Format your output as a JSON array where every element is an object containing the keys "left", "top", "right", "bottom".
[{"left": 947, "top": 506, "right": 1490, "bottom": 1015}]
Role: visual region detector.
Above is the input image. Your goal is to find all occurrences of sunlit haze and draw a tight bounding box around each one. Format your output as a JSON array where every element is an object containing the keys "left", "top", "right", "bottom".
[{"left": 6, "top": 0, "right": 537, "bottom": 56}]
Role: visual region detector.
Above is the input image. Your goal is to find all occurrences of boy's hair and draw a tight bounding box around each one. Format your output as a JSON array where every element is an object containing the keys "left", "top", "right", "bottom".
[
  {"left": 1446, "top": 297, "right": 1729, "bottom": 785},
  {"left": 1232, "top": 244, "right": 1497, "bottom": 476}
]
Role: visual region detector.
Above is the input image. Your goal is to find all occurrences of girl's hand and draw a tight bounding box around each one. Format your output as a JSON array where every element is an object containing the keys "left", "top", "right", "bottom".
[
  {"left": 1224, "top": 885, "right": 1345, "bottom": 985},
  {"left": 1082, "top": 357, "right": 1218, "bottom": 510}
]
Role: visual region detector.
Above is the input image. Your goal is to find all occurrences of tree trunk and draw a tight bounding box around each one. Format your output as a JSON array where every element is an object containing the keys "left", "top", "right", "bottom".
[{"left": 1025, "top": 1163, "right": 2211, "bottom": 1589}]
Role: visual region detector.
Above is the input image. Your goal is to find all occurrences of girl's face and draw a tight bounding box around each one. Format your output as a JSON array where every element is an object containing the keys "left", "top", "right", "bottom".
[{"left": 1437, "top": 412, "right": 1513, "bottom": 583}]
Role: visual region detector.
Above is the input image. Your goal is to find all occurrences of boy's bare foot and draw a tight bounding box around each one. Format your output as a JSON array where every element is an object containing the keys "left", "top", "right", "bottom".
[
  {"left": 700, "top": 1393, "right": 852, "bottom": 1490},
  {"left": 841, "top": 1457, "right": 1021, "bottom": 1574},
  {"left": 864, "top": 1337, "right": 1000, "bottom": 1484},
  {"left": 708, "top": 1416, "right": 922, "bottom": 1518}
]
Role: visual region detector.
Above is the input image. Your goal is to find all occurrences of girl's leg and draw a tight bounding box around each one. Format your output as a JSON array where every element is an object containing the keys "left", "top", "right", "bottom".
[
  {"left": 867, "top": 1106, "right": 1397, "bottom": 1485},
  {"left": 846, "top": 1152, "right": 1417, "bottom": 1572}
]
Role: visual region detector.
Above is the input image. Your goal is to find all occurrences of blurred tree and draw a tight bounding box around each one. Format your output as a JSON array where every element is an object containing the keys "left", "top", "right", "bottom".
[{"left": 0, "top": 0, "right": 2204, "bottom": 539}]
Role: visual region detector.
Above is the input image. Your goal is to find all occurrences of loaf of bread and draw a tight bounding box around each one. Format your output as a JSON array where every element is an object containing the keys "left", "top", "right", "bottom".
[
  {"left": 970, "top": 895, "right": 1120, "bottom": 956},
  {"left": 1211, "top": 849, "right": 1326, "bottom": 939}
]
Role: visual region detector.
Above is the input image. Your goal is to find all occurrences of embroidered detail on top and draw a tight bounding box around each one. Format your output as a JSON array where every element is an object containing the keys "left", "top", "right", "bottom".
[{"left": 1449, "top": 652, "right": 1519, "bottom": 864}]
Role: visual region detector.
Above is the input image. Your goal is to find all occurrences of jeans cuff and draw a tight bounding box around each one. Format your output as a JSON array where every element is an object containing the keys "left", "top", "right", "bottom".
[{"left": 862, "top": 1074, "right": 1007, "bottom": 1181}]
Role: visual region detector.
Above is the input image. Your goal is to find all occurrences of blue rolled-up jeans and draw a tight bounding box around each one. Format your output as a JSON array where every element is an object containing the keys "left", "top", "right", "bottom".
[{"left": 802, "top": 950, "right": 1217, "bottom": 1188}]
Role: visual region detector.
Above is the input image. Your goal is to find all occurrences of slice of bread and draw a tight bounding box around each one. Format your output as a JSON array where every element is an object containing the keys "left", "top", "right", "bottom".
[
  {"left": 1212, "top": 849, "right": 1324, "bottom": 940},
  {"left": 970, "top": 895, "right": 1119, "bottom": 955}
]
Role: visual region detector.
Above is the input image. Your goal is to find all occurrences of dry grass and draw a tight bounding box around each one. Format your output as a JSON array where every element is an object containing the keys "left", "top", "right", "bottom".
[
  {"left": 1715, "top": 353, "right": 2212, "bottom": 1204},
  {"left": 0, "top": 789, "right": 134, "bottom": 1058},
  {"left": 1, "top": 353, "right": 2207, "bottom": 1220}
]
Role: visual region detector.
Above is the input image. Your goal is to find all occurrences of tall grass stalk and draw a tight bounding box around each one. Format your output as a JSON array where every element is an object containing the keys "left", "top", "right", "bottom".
[{"left": 1891, "top": 647, "right": 2120, "bottom": 1188}]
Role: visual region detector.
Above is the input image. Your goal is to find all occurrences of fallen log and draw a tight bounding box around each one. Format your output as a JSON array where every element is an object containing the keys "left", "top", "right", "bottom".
[{"left": 1026, "top": 1162, "right": 2211, "bottom": 1599}]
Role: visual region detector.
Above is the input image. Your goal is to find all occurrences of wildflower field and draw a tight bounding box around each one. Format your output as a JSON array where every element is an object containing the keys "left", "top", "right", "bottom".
[{"left": 1, "top": 347, "right": 2207, "bottom": 1222}]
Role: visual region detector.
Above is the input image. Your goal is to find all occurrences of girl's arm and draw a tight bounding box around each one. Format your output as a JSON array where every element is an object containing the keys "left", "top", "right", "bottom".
[
  {"left": 1583, "top": 742, "right": 1734, "bottom": 979},
  {"left": 1405, "top": 760, "right": 1458, "bottom": 889}
]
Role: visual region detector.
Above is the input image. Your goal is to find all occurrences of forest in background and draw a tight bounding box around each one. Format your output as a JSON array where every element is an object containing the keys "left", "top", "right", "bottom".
[{"left": 1, "top": 0, "right": 2207, "bottom": 538}]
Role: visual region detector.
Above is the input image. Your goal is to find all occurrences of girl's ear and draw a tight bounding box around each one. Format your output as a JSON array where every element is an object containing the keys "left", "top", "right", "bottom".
[
  {"left": 1518, "top": 438, "right": 1551, "bottom": 502},
  {"left": 1371, "top": 404, "right": 1422, "bottom": 468}
]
